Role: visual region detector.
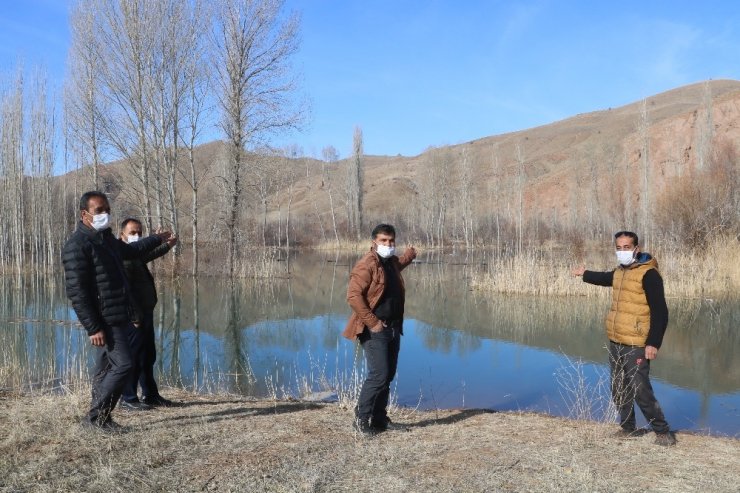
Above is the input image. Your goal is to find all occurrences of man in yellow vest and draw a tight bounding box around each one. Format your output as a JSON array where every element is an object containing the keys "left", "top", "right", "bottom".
[{"left": 572, "top": 231, "right": 676, "bottom": 446}]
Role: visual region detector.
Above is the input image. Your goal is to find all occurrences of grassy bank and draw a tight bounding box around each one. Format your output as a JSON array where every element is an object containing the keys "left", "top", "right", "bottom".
[{"left": 1, "top": 388, "right": 739, "bottom": 492}]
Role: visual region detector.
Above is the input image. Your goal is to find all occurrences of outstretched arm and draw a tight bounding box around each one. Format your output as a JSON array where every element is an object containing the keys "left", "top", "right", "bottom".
[
  {"left": 571, "top": 266, "right": 614, "bottom": 286},
  {"left": 142, "top": 242, "right": 172, "bottom": 263},
  {"left": 119, "top": 232, "right": 170, "bottom": 260}
]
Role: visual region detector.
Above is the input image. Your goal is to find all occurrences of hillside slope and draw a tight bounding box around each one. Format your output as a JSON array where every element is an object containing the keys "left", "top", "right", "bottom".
[{"left": 82, "top": 79, "right": 740, "bottom": 242}]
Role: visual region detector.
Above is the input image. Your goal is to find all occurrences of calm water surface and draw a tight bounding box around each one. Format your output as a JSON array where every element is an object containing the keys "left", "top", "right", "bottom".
[{"left": 2, "top": 252, "right": 739, "bottom": 436}]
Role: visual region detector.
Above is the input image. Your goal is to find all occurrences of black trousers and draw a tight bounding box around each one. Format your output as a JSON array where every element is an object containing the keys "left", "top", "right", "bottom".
[
  {"left": 608, "top": 341, "right": 670, "bottom": 433},
  {"left": 121, "top": 310, "right": 160, "bottom": 401},
  {"left": 87, "top": 324, "right": 135, "bottom": 424},
  {"left": 356, "top": 322, "right": 401, "bottom": 422}
]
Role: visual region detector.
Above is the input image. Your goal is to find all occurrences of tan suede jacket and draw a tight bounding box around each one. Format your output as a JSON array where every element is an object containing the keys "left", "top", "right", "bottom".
[{"left": 342, "top": 246, "right": 416, "bottom": 340}]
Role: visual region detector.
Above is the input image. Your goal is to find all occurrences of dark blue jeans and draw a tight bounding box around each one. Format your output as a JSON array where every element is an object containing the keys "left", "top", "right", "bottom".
[
  {"left": 608, "top": 341, "right": 670, "bottom": 433},
  {"left": 121, "top": 310, "right": 159, "bottom": 402},
  {"left": 88, "top": 324, "right": 135, "bottom": 424},
  {"left": 356, "top": 321, "right": 402, "bottom": 422}
]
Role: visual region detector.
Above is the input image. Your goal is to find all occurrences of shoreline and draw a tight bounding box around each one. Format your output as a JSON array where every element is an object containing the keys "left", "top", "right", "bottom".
[{"left": 2, "top": 388, "right": 739, "bottom": 492}]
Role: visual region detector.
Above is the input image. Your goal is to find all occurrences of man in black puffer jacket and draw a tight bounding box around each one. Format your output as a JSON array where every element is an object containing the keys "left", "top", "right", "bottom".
[{"left": 62, "top": 191, "right": 172, "bottom": 431}]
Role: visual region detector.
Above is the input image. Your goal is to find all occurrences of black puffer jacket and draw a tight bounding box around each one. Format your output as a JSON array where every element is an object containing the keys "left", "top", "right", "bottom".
[{"left": 62, "top": 221, "right": 163, "bottom": 335}]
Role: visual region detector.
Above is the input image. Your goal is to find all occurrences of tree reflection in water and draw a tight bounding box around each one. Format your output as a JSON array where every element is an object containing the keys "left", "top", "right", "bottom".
[{"left": 1, "top": 252, "right": 739, "bottom": 435}]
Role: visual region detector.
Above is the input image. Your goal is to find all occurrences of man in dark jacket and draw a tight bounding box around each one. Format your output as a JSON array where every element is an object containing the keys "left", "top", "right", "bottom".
[
  {"left": 572, "top": 231, "right": 675, "bottom": 446},
  {"left": 62, "top": 191, "right": 172, "bottom": 431},
  {"left": 118, "top": 217, "right": 177, "bottom": 409}
]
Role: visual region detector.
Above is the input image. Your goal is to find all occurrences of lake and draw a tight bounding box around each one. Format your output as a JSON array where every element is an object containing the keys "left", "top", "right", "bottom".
[{"left": 2, "top": 251, "right": 739, "bottom": 437}]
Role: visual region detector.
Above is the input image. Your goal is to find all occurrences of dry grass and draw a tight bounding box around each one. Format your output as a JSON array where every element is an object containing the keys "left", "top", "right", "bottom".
[
  {"left": 658, "top": 236, "right": 740, "bottom": 299},
  {"left": 310, "top": 239, "right": 368, "bottom": 252},
  {"left": 471, "top": 249, "right": 593, "bottom": 297},
  {"left": 1, "top": 388, "right": 739, "bottom": 493},
  {"left": 471, "top": 237, "right": 740, "bottom": 299}
]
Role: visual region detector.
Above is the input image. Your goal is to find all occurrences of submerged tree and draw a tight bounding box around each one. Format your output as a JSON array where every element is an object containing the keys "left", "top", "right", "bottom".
[{"left": 214, "top": 0, "right": 304, "bottom": 278}]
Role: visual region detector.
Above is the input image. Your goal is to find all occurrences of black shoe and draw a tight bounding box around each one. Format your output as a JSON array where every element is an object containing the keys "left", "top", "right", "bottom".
[
  {"left": 371, "top": 416, "right": 408, "bottom": 432},
  {"left": 100, "top": 418, "right": 125, "bottom": 432},
  {"left": 119, "top": 399, "right": 152, "bottom": 411},
  {"left": 371, "top": 416, "right": 390, "bottom": 432},
  {"left": 80, "top": 417, "right": 125, "bottom": 433},
  {"left": 142, "top": 395, "right": 176, "bottom": 407},
  {"left": 353, "top": 418, "right": 375, "bottom": 437}
]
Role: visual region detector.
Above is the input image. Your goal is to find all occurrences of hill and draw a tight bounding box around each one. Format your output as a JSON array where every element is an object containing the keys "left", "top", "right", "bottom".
[{"left": 82, "top": 79, "right": 740, "bottom": 247}]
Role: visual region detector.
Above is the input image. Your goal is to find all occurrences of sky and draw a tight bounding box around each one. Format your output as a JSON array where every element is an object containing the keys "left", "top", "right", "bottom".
[{"left": 3, "top": 0, "right": 740, "bottom": 159}]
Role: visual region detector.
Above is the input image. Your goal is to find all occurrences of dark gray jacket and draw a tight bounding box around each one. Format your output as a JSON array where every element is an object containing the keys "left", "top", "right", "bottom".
[
  {"left": 121, "top": 241, "right": 171, "bottom": 321},
  {"left": 62, "top": 221, "right": 162, "bottom": 335}
]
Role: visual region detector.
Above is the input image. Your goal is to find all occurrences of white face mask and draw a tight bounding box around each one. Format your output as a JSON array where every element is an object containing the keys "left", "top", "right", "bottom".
[
  {"left": 616, "top": 250, "right": 636, "bottom": 266},
  {"left": 90, "top": 213, "right": 110, "bottom": 231},
  {"left": 376, "top": 244, "right": 395, "bottom": 259},
  {"left": 126, "top": 234, "right": 141, "bottom": 244}
]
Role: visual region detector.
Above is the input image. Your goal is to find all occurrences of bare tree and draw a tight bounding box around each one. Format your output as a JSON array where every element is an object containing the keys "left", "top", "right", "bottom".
[
  {"left": 457, "top": 148, "right": 475, "bottom": 248},
  {"left": 321, "top": 145, "right": 340, "bottom": 245},
  {"left": 178, "top": 3, "right": 213, "bottom": 276},
  {"left": 416, "top": 147, "right": 451, "bottom": 248},
  {"left": 515, "top": 143, "right": 525, "bottom": 254},
  {"left": 213, "top": 0, "right": 303, "bottom": 278},
  {"left": 27, "top": 71, "right": 57, "bottom": 270},
  {"left": 696, "top": 81, "right": 713, "bottom": 171},
  {"left": 95, "top": 0, "right": 160, "bottom": 230},
  {"left": 346, "top": 126, "right": 364, "bottom": 239},
  {"left": 0, "top": 69, "right": 26, "bottom": 280},
  {"left": 487, "top": 144, "right": 503, "bottom": 251},
  {"left": 637, "top": 99, "right": 651, "bottom": 246},
  {"left": 152, "top": 0, "right": 209, "bottom": 248},
  {"left": 67, "top": 1, "right": 106, "bottom": 189},
  {"left": 0, "top": 67, "right": 59, "bottom": 276}
]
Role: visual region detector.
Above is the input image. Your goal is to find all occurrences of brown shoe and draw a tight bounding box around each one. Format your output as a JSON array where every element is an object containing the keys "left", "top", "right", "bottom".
[{"left": 654, "top": 431, "right": 677, "bottom": 446}]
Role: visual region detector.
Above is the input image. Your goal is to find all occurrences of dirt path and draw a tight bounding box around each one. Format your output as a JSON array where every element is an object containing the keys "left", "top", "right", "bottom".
[{"left": 1, "top": 390, "right": 738, "bottom": 492}]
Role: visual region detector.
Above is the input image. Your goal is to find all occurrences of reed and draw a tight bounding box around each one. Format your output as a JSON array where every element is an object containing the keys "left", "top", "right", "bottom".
[
  {"left": 472, "top": 236, "right": 740, "bottom": 299},
  {"left": 554, "top": 355, "right": 619, "bottom": 443}
]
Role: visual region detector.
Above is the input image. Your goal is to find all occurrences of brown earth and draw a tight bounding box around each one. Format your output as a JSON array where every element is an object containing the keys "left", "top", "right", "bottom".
[
  {"left": 75, "top": 79, "right": 740, "bottom": 243},
  {"left": 264, "top": 79, "right": 740, "bottom": 224},
  {"left": 1, "top": 389, "right": 739, "bottom": 492}
]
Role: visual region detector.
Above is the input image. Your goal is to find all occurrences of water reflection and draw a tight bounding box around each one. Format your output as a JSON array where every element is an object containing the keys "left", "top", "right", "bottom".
[{"left": 1, "top": 251, "right": 738, "bottom": 436}]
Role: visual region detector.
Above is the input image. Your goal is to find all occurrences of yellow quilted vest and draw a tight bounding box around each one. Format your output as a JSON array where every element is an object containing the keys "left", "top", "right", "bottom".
[{"left": 605, "top": 257, "right": 658, "bottom": 346}]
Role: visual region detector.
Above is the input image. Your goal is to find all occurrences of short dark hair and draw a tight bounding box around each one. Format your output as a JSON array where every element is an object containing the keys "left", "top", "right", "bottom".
[
  {"left": 120, "top": 217, "right": 142, "bottom": 230},
  {"left": 79, "top": 191, "right": 109, "bottom": 211},
  {"left": 614, "top": 230, "right": 639, "bottom": 246},
  {"left": 371, "top": 223, "right": 396, "bottom": 239}
]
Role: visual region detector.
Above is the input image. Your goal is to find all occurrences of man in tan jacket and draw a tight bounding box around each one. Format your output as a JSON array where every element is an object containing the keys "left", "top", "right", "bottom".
[
  {"left": 572, "top": 231, "right": 675, "bottom": 446},
  {"left": 343, "top": 224, "right": 416, "bottom": 436}
]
